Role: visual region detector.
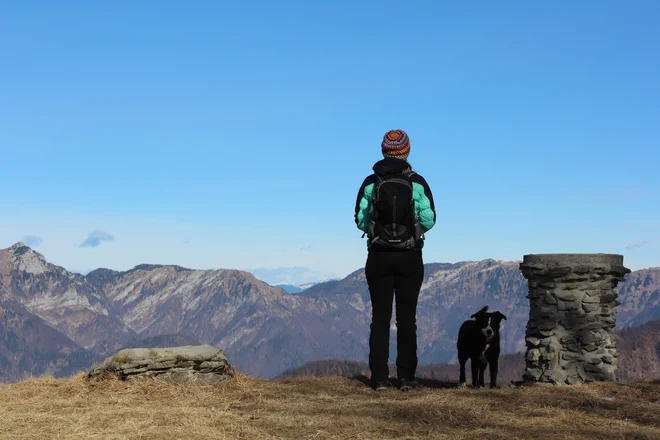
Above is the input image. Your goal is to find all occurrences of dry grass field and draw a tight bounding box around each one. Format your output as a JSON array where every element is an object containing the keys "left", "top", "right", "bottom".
[{"left": 1, "top": 373, "right": 660, "bottom": 440}]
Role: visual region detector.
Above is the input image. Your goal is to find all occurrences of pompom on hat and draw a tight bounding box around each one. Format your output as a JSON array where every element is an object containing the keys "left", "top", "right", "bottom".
[{"left": 381, "top": 129, "right": 410, "bottom": 160}]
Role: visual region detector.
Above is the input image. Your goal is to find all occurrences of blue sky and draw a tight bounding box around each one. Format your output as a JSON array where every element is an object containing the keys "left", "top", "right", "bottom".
[{"left": 2, "top": 1, "right": 659, "bottom": 283}]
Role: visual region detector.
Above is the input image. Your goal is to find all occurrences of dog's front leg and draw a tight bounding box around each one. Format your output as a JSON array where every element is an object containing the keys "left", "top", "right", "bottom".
[
  {"left": 478, "top": 361, "right": 486, "bottom": 388},
  {"left": 489, "top": 358, "right": 498, "bottom": 388},
  {"left": 470, "top": 357, "right": 480, "bottom": 387}
]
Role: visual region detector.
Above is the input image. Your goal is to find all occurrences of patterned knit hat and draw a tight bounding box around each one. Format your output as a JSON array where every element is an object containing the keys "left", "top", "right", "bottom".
[{"left": 381, "top": 129, "right": 410, "bottom": 160}]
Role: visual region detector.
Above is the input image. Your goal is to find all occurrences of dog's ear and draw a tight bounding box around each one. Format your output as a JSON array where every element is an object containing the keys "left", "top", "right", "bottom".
[
  {"left": 470, "top": 306, "right": 489, "bottom": 319},
  {"left": 494, "top": 311, "right": 507, "bottom": 321}
]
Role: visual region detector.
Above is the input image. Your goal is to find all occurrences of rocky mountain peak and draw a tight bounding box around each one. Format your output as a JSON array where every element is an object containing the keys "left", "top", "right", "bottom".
[
  {"left": 8, "top": 241, "right": 27, "bottom": 251},
  {"left": 0, "top": 242, "right": 50, "bottom": 276}
]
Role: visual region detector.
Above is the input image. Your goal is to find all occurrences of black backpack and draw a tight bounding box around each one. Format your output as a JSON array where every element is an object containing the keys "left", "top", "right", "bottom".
[{"left": 364, "top": 170, "right": 423, "bottom": 250}]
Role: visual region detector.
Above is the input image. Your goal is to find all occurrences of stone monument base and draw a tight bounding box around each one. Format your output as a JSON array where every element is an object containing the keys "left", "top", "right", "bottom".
[{"left": 519, "top": 254, "right": 630, "bottom": 385}]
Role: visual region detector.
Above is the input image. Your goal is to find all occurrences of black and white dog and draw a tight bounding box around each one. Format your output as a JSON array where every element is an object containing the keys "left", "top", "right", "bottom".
[{"left": 457, "top": 306, "right": 507, "bottom": 388}]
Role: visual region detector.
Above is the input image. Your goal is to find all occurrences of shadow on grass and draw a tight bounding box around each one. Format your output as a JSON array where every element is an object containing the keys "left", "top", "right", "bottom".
[
  {"left": 361, "top": 398, "right": 658, "bottom": 439},
  {"left": 616, "top": 381, "right": 660, "bottom": 394},
  {"left": 351, "top": 374, "right": 457, "bottom": 389},
  {"left": 415, "top": 377, "right": 459, "bottom": 389}
]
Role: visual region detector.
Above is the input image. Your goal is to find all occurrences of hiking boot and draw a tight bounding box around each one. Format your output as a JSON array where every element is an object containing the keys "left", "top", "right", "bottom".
[
  {"left": 398, "top": 379, "right": 420, "bottom": 392},
  {"left": 371, "top": 380, "right": 389, "bottom": 391}
]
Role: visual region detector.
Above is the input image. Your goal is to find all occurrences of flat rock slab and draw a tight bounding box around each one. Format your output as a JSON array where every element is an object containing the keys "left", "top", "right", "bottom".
[{"left": 87, "top": 344, "right": 234, "bottom": 385}]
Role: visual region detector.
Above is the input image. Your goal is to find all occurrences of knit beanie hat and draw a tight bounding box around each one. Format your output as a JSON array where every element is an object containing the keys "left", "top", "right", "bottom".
[{"left": 381, "top": 129, "right": 410, "bottom": 160}]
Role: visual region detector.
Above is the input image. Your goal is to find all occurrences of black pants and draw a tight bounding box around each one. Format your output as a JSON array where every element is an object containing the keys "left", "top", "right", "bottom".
[{"left": 365, "top": 250, "right": 424, "bottom": 382}]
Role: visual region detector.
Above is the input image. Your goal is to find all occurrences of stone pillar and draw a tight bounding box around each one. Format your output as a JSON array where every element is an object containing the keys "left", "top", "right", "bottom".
[{"left": 520, "top": 254, "right": 630, "bottom": 385}]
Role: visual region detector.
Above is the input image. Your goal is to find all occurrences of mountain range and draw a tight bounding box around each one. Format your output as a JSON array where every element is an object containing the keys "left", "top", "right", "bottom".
[
  {"left": 274, "top": 281, "right": 334, "bottom": 294},
  {"left": 1, "top": 242, "right": 659, "bottom": 382}
]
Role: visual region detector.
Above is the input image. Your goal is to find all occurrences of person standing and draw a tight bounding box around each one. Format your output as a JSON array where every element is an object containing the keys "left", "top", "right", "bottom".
[{"left": 354, "top": 129, "right": 436, "bottom": 391}]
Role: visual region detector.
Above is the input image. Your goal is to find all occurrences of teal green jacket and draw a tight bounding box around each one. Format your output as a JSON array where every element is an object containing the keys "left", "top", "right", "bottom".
[{"left": 354, "top": 158, "right": 436, "bottom": 249}]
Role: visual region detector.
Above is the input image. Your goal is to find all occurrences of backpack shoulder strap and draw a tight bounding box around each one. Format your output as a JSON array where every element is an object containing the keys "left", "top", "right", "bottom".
[
  {"left": 401, "top": 169, "right": 416, "bottom": 179},
  {"left": 372, "top": 174, "right": 383, "bottom": 200}
]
